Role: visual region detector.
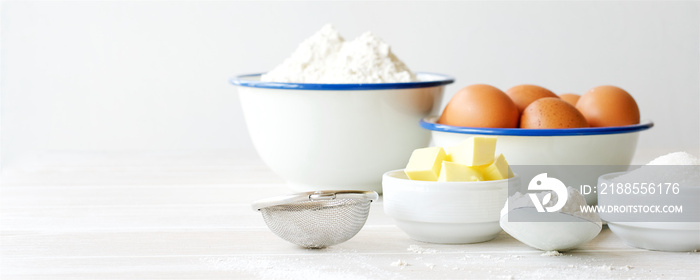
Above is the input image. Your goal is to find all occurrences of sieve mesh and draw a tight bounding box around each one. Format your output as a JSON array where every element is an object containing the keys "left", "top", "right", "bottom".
[{"left": 256, "top": 192, "right": 375, "bottom": 249}]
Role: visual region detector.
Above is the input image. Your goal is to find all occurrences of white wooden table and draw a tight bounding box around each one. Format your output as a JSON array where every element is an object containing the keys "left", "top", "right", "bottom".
[{"left": 1, "top": 152, "right": 698, "bottom": 279}]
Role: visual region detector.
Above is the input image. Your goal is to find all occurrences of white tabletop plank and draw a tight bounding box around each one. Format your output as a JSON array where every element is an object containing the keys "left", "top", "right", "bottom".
[{"left": 1, "top": 153, "right": 698, "bottom": 279}]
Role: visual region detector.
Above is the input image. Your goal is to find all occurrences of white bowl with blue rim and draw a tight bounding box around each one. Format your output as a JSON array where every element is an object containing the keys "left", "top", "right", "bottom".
[
  {"left": 231, "top": 73, "right": 454, "bottom": 193},
  {"left": 420, "top": 116, "right": 654, "bottom": 205}
]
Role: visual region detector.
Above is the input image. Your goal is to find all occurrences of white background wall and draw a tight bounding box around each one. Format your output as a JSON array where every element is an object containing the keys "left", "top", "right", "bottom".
[{"left": 2, "top": 1, "right": 699, "bottom": 172}]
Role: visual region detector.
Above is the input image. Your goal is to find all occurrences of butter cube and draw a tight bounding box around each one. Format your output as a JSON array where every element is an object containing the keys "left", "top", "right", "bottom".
[
  {"left": 447, "top": 137, "right": 497, "bottom": 166},
  {"left": 438, "top": 161, "right": 484, "bottom": 182},
  {"left": 480, "top": 153, "right": 514, "bottom": 180},
  {"left": 404, "top": 147, "right": 446, "bottom": 181}
]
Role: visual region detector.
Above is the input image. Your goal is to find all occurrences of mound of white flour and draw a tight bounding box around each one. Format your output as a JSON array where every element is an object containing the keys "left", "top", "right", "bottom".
[
  {"left": 646, "top": 152, "right": 699, "bottom": 165},
  {"left": 613, "top": 152, "right": 699, "bottom": 185},
  {"left": 261, "top": 24, "right": 417, "bottom": 84}
]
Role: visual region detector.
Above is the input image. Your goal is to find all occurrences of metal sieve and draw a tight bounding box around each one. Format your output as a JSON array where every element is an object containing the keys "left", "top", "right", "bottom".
[{"left": 252, "top": 190, "right": 378, "bottom": 249}]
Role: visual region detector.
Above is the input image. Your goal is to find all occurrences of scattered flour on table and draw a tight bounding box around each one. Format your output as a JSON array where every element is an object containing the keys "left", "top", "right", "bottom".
[
  {"left": 618, "top": 265, "right": 633, "bottom": 271},
  {"left": 390, "top": 259, "right": 410, "bottom": 268},
  {"left": 200, "top": 253, "right": 403, "bottom": 280},
  {"left": 460, "top": 254, "right": 522, "bottom": 264},
  {"left": 572, "top": 264, "right": 633, "bottom": 271},
  {"left": 459, "top": 253, "right": 636, "bottom": 278},
  {"left": 261, "top": 24, "right": 417, "bottom": 83},
  {"left": 541, "top": 250, "right": 563, "bottom": 256},
  {"left": 407, "top": 244, "right": 437, "bottom": 254}
]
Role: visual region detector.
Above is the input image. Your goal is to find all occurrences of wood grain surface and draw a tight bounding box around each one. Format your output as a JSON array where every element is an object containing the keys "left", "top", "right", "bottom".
[{"left": 1, "top": 154, "right": 698, "bottom": 279}]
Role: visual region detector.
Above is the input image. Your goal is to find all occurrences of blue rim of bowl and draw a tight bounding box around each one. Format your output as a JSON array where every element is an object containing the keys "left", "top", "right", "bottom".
[
  {"left": 421, "top": 116, "right": 654, "bottom": 136},
  {"left": 230, "top": 72, "right": 454, "bottom": 90}
]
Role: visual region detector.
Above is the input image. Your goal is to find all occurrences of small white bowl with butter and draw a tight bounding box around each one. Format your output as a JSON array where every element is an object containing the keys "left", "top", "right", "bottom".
[
  {"left": 383, "top": 136, "right": 519, "bottom": 244},
  {"left": 383, "top": 170, "right": 519, "bottom": 244}
]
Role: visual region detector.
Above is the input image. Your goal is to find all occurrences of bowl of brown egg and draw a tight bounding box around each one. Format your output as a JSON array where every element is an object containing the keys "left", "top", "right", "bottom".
[{"left": 421, "top": 84, "right": 653, "bottom": 205}]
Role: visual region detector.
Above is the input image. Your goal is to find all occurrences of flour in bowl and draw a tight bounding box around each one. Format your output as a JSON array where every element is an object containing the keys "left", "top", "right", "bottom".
[
  {"left": 613, "top": 151, "right": 699, "bottom": 186},
  {"left": 646, "top": 151, "right": 699, "bottom": 165},
  {"left": 261, "top": 24, "right": 417, "bottom": 84}
]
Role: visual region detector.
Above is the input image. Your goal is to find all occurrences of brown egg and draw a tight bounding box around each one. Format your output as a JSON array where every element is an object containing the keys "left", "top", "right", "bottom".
[
  {"left": 521, "top": 97, "right": 589, "bottom": 129},
  {"left": 559, "top": 93, "right": 580, "bottom": 106},
  {"left": 505, "top": 84, "right": 558, "bottom": 113},
  {"left": 576, "top": 86, "right": 640, "bottom": 127},
  {"left": 438, "top": 84, "right": 519, "bottom": 128}
]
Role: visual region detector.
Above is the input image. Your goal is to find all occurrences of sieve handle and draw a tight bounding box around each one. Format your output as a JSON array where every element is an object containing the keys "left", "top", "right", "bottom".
[{"left": 251, "top": 190, "right": 379, "bottom": 211}]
